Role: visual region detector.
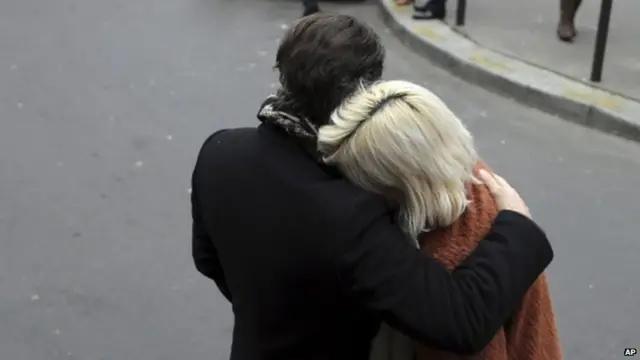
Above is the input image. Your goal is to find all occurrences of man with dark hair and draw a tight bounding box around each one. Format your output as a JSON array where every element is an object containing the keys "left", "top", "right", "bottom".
[
  {"left": 191, "top": 14, "right": 553, "bottom": 360},
  {"left": 271, "top": 14, "right": 383, "bottom": 129}
]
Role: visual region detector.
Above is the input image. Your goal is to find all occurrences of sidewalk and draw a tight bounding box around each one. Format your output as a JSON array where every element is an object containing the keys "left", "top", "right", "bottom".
[
  {"left": 461, "top": 0, "right": 640, "bottom": 100},
  {"left": 378, "top": 0, "right": 640, "bottom": 143}
]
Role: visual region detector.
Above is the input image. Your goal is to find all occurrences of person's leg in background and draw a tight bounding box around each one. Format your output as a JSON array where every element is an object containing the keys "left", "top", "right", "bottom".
[
  {"left": 557, "top": 0, "right": 582, "bottom": 42},
  {"left": 302, "top": 0, "right": 320, "bottom": 17},
  {"left": 412, "top": 0, "right": 446, "bottom": 20}
]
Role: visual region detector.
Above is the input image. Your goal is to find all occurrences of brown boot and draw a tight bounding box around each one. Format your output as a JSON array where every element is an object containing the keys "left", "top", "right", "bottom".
[{"left": 557, "top": 0, "right": 582, "bottom": 42}]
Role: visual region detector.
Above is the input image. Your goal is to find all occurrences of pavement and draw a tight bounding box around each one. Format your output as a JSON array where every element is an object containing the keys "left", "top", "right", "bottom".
[
  {"left": 379, "top": 0, "right": 640, "bottom": 143},
  {"left": 461, "top": 0, "right": 640, "bottom": 99},
  {"left": 0, "top": 0, "right": 639, "bottom": 359}
]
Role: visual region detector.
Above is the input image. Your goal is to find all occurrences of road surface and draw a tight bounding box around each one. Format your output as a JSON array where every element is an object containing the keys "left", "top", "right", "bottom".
[{"left": 0, "top": 0, "right": 638, "bottom": 359}]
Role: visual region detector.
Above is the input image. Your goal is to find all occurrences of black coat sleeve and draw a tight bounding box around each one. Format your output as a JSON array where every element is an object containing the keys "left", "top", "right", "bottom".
[
  {"left": 191, "top": 132, "right": 232, "bottom": 301},
  {"left": 338, "top": 210, "right": 553, "bottom": 354},
  {"left": 191, "top": 190, "right": 232, "bottom": 301}
]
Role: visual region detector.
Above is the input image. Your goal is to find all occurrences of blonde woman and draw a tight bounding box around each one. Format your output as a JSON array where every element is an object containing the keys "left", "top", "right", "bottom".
[{"left": 318, "top": 80, "right": 562, "bottom": 360}]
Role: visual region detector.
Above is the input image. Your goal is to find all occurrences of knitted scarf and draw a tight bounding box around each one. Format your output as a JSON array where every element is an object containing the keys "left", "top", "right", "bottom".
[{"left": 414, "top": 162, "right": 562, "bottom": 360}]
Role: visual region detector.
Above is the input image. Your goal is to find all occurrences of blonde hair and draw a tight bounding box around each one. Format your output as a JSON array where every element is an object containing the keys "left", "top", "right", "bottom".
[{"left": 318, "top": 80, "right": 478, "bottom": 244}]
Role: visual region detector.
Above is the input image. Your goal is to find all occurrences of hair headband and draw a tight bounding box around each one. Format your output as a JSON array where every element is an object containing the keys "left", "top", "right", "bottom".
[{"left": 367, "top": 92, "right": 409, "bottom": 117}]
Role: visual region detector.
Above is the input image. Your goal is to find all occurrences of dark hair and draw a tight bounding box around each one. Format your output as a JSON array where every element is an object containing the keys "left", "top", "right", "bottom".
[{"left": 274, "top": 13, "right": 385, "bottom": 127}]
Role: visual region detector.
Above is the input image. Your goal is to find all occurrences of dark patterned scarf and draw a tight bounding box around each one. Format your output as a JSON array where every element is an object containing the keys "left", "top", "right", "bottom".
[{"left": 257, "top": 92, "right": 323, "bottom": 161}]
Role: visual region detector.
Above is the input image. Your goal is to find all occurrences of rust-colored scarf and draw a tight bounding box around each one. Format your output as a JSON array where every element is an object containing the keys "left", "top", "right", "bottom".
[{"left": 415, "top": 162, "right": 563, "bottom": 360}]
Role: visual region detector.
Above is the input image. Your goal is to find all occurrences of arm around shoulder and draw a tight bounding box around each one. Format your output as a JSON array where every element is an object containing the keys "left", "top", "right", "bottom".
[{"left": 338, "top": 210, "right": 553, "bottom": 354}]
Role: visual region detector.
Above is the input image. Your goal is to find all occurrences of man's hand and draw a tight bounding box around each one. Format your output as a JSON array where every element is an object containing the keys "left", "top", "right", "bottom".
[{"left": 478, "top": 169, "right": 531, "bottom": 218}]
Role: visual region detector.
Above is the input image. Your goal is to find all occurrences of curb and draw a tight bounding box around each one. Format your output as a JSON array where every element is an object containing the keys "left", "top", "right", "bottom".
[{"left": 377, "top": 0, "right": 640, "bottom": 144}]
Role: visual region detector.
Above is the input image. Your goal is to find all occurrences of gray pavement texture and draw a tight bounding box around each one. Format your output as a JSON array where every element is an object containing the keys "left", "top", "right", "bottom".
[
  {"left": 0, "top": 0, "right": 639, "bottom": 359},
  {"left": 459, "top": 0, "right": 640, "bottom": 100}
]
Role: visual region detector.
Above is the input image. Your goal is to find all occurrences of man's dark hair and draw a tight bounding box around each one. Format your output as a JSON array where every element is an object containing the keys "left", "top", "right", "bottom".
[{"left": 274, "top": 13, "right": 385, "bottom": 127}]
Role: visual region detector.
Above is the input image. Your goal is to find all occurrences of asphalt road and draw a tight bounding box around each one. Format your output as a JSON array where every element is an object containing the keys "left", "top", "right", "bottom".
[{"left": 1, "top": 0, "right": 639, "bottom": 359}]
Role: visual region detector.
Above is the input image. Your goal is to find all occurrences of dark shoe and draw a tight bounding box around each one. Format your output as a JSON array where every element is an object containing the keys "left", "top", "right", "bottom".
[
  {"left": 556, "top": 0, "right": 581, "bottom": 42},
  {"left": 302, "top": 6, "right": 320, "bottom": 17},
  {"left": 412, "top": 1, "right": 446, "bottom": 20},
  {"left": 556, "top": 22, "right": 576, "bottom": 42}
]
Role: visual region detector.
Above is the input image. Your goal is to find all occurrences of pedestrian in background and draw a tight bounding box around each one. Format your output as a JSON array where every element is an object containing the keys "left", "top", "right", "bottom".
[
  {"left": 412, "top": 0, "right": 446, "bottom": 20},
  {"left": 302, "top": 0, "right": 320, "bottom": 17},
  {"left": 557, "top": 0, "right": 582, "bottom": 42},
  {"left": 393, "top": 0, "right": 412, "bottom": 7}
]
